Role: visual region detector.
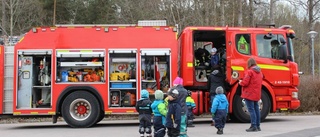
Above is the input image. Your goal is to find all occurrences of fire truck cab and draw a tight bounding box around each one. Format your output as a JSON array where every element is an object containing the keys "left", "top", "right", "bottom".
[{"left": 180, "top": 25, "right": 300, "bottom": 122}]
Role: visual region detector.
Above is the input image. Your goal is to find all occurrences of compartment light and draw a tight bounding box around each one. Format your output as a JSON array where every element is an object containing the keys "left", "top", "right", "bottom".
[
  {"left": 104, "top": 27, "right": 109, "bottom": 32},
  {"left": 32, "top": 28, "right": 37, "bottom": 33}
]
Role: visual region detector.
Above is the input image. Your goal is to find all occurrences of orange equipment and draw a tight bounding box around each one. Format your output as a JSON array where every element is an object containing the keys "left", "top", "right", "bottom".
[{"left": 122, "top": 92, "right": 136, "bottom": 107}]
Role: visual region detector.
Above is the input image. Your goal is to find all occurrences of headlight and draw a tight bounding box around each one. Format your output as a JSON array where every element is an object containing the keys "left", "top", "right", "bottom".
[{"left": 292, "top": 92, "right": 298, "bottom": 99}]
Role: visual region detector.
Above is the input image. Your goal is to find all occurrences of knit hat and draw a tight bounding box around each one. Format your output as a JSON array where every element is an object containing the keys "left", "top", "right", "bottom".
[
  {"left": 141, "top": 89, "right": 149, "bottom": 98},
  {"left": 173, "top": 77, "right": 183, "bottom": 85},
  {"left": 211, "top": 48, "right": 217, "bottom": 53},
  {"left": 215, "top": 86, "right": 224, "bottom": 94},
  {"left": 168, "top": 89, "right": 179, "bottom": 99},
  {"left": 155, "top": 90, "right": 164, "bottom": 100}
]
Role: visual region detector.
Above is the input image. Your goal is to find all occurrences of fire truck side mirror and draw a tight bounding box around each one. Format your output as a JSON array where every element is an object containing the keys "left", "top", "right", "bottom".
[
  {"left": 264, "top": 33, "right": 273, "bottom": 39},
  {"left": 278, "top": 45, "right": 288, "bottom": 63},
  {"left": 287, "top": 55, "right": 293, "bottom": 62}
]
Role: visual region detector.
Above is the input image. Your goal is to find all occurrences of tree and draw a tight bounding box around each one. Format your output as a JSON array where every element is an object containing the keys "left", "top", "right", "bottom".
[{"left": 238, "top": 0, "right": 243, "bottom": 26}]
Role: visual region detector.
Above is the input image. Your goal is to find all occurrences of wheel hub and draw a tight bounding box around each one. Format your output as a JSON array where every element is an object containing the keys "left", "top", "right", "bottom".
[
  {"left": 241, "top": 99, "right": 263, "bottom": 115},
  {"left": 70, "top": 99, "right": 92, "bottom": 121}
]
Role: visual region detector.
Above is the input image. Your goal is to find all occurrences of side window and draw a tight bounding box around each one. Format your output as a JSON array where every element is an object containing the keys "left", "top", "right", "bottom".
[
  {"left": 256, "top": 35, "right": 272, "bottom": 58},
  {"left": 235, "top": 34, "right": 251, "bottom": 55},
  {"left": 256, "top": 34, "right": 286, "bottom": 60}
]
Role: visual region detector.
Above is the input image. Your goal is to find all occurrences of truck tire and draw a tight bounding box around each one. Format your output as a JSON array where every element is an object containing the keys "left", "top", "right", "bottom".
[
  {"left": 61, "top": 91, "right": 100, "bottom": 128},
  {"left": 95, "top": 110, "right": 105, "bottom": 124},
  {"left": 232, "top": 90, "right": 270, "bottom": 123}
]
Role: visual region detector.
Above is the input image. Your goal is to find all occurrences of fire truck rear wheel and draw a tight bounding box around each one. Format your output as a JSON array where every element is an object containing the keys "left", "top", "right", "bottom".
[
  {"left": 232, "top": 90, "right": 270, "bottom": 123},
  {"left": 61, "top": 91, "right": 100, "bottom": 128},
  {"left": 95, "top": 110, "right": 105, "bottom": 124}
]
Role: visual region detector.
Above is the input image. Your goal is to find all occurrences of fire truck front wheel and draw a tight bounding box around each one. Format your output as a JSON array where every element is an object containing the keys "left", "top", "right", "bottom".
[
  {"left": 232, "top": 90, "right": 271, "bottom": 123},
  {"left": 61, "top": 91, "right": 100, "bottom": 128}
]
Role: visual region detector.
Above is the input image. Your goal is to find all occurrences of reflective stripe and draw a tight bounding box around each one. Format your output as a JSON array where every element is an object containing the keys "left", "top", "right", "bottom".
[
  {"left": 258, "top": 64, "right": 289, "bottom": 71},
  {"left": 190, "top": 27, "right": 198, "bottom": 30},
  {"left": 231, "top": 66, "right": 244, "bottom": 71},
  {"left": 187, "top": 62, "right": 193, "bottom": 67},
  {"left": 232, "top": 64, "right": 289, "bottom": 71}
]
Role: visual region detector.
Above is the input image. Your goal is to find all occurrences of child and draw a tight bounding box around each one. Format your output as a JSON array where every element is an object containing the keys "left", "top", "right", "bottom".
[
  {"left": 207, "top": 67, "right": 226, "bottom": 126},
  {"left": 136, "top": 89, "right": 153, "bottom": 137},
  {"left": 210, "top": 47, "right": 219, "bottom": 68},
  {"left": 186, "top": 90, "right": 196, "bottom": 127},
  {"left": 172, "top": 76, "right": 188, "bottom": 137},
  {"left": 211, "top": 86, "right": 229, "bottom": 135},
  {"left": 165, "top": 88, "right": 181, "bottom": 137},
  {"left": 151, "top": 90, "right": 167, "bottom": 137}
]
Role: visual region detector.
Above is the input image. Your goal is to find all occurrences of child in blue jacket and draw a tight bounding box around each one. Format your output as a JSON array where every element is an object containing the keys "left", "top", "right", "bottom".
[
  {"left": 136, "top": 89, "right": 153, "bottom": 137},
  {"left": 165, "top": 88, "right": 181, "bottom": 137},
  {"left": 211, "top": 86, "right": 229, "bottom": 135},
  {"left": 151, "top": 90, "right": 167, "bottom": 137}
]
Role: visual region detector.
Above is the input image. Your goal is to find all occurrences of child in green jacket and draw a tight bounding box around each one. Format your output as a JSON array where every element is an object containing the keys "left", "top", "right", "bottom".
[
  {"left": 186, "top": 90, "right": 196, "bottom": 127},
  {"left": 151, "top": 90, "right": 167, "bottom": 137}
]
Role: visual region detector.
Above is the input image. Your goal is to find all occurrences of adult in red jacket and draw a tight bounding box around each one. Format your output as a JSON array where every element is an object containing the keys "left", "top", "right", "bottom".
[{"left": 239, "top": 58, "right": 263, "bottom": 132}]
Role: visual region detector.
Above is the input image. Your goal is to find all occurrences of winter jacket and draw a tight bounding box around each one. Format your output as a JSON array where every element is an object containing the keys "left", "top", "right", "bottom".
[
  {"left": 151, "top": 99, "right": 167, "bottom": 125},
  {"left": 210, "top": 54, "right": 219, "bottom": 67},
  {"left": 165, "top": 99, "right": 182, "bottom": 129},
  {"left": 174, "top": 85, "right": 188, "bottom": 115},
  {"left": 186, "top": 96, "right": 196, "bottom": 108},
  {"left": 135, "top": 98, "right": 152, "bottom": 115},
  {"left": 207, "top": 70, "right": 226, "bottom": 96},
  {"left": 211, "top": 94, "right": 229, "bottom": 114},
  {"left": 239, "top": 65, "right": 263, "bottom": 101}
]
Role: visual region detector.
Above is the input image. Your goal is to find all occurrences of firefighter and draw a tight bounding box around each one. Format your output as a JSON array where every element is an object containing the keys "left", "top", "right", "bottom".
[
  {"left": 135, "top": 89, "right": 153, "bottom": 137},
  {"left": 186, "top": 90, "right": 196, "bottom": 127},
  {"left": 151, "top": 90, "right": 167, "bottom": 137},
  {"left": 194, "top": 48, "right": 210, "bottom": 67}
]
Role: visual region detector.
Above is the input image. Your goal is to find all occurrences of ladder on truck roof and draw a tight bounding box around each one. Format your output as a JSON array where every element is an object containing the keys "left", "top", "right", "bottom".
[{"left": 55, "top": 20, "right": 168, "bottom": 27}]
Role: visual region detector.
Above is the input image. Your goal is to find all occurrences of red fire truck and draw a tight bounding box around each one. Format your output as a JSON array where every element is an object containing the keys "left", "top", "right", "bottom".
[{"left": 0, "top": 21, "right": 300, "bottom": 127}]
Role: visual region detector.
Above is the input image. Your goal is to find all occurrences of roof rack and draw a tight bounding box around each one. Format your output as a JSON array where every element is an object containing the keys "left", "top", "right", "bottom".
[
  {"left": 55, "top": 24, "right": 137, "bottom": 27},
  {"left": 255, "top": 24, "right": 276, "bottom": 28},
  {"left": 55, "top": 20, "right": 168, "bottom": 27}
]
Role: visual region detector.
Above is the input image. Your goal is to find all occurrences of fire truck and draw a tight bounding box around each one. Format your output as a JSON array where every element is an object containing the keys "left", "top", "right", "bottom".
[{"left": 0, "top": 20, "right": 300, "bottom": 128}]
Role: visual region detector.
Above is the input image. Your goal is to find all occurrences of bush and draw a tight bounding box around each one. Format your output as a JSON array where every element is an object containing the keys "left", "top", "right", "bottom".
[{"left": 295, "top": 75, "right": 320, "bottom": 112}]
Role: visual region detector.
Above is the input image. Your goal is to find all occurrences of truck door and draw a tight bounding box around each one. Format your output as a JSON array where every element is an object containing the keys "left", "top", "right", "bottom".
[
  {"left": 225, "top": 30, "right": 235, "bottom": 85},
  {"left": 255, "top": 33, "right": 291, "bottom": 87}
]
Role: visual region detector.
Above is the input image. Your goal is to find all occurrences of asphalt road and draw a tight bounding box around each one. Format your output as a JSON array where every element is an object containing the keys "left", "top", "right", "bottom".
[{"left": 1, "top": 115, "right": 320, "bottom": 137}]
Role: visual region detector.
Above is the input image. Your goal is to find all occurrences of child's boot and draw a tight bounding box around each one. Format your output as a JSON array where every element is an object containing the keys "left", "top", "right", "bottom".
[
  {"left": 187, "top": 120, "right": 195, "bottom": 127},
  {"left": 217, "top": 128, "right": 223, "bottom": 135}
]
